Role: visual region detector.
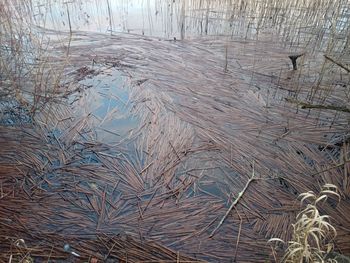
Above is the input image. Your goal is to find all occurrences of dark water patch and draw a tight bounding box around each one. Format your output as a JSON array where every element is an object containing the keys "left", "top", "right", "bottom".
[{"left": 0, "top": 99, "right": 32, "bottom": 126}]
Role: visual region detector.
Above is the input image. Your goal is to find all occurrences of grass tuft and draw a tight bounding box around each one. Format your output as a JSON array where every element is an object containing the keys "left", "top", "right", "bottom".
[{"left": 269, "top": 184, "right": 340, "bottom": 263}]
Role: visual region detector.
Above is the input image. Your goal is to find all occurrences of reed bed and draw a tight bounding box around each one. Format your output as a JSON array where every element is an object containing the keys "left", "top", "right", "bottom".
[
  {"left": 1, "top": 30, "right": 349, "bottom": 261},
  {"left": 1, "top": 0, "right": 350, "bottom": 262}
]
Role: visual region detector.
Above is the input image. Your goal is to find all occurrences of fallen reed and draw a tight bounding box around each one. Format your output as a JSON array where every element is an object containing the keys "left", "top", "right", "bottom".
[{"left": 0, "top": 0, "right": 349, "bottom": 262}]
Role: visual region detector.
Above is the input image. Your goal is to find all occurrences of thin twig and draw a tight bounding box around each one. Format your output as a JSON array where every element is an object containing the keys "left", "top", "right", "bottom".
[
  {"left": 210, "top": 163, "right": 256, "bottom": 237},
  {"left": 309, "top": 160, "right": 350, "bottom": 177},
  {"left": 233, "top": 207, "right": 242, "bottom": 262},
  {"left": 65, "top": 2, "right": 72, "bottom": 35},
  {"left": 270, "top": 244, "right": 278, "bottom": 263},
  {"left": 46, "top": 245, "right": 54, "bottom": 263},
  {"left": 285, "top": 98, "right": 350, "bottom": 113},
  {"left": 324, "top": 55, "right": 350, "bottom": 73}
]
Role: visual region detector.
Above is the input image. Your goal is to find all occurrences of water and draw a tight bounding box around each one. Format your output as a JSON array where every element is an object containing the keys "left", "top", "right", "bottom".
[
  {"left": 29, "top": 0, "right": 349, "bottom": 54},
  {"left": 30, "top": 0, "right": 254, "bottom": 39},
  {"left": 0, "top": 99, "right": 32, "bottom": 126},
  {"left": 73, "top": 67, "right": 139, "bottom": 142},
  {"left": 2, "top": 1, "right": 350, "bottom": 262}
]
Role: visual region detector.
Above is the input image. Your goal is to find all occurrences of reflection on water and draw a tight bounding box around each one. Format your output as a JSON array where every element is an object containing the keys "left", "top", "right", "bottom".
[
  {"left": 30, "top": 0, "right": 349, "bottom": 49},
  {"left": 74, "top": 67, "right": 139, "bottom": 143},
  {"left": 31, "top": 0, "right": 255, "bottom": 39}
]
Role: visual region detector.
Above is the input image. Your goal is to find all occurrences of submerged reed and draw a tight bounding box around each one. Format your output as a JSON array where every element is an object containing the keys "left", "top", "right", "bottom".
[{"left": 0, "top": 0, "right": 349, "bottom": 262}]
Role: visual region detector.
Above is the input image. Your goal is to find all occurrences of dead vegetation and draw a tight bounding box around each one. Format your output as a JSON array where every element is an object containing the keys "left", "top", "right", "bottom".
[
  {"left": 0, "top": 0, "right": 349, "bottom": 262},
  {"left": 269, "top": 184, "right": 340, "bottom": 262}
]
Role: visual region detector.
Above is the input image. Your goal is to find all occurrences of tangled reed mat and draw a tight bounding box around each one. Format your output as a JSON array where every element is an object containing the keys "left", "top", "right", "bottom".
[{"left": 0, "top": 32, "right": 350, "bottom": 262}]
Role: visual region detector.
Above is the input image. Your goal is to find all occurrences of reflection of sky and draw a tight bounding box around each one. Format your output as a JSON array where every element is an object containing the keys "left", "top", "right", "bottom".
[
  {"left": 31, "top": 0, "right": 249, "bottom": 38},
  {"left": 30, "top": 0, "right": 348, "bottom": 41},
  {"left": 32, "top": 0, "right": 178, "bottom": 37},
  {"left": 76, "top": 69, "right": 139, "bottom": 143}
]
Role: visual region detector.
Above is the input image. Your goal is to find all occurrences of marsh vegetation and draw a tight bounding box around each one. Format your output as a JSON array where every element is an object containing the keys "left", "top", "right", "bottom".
[{"left": 0, "top": 0, "right": 349, "bottom": 262}]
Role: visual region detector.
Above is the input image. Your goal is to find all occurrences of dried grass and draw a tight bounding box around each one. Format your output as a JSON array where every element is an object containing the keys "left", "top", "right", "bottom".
[
  {"left": 269, "top": 184, "right": 340, "bottom": 263},
  {"left": 0, "top": 0, "right": 350, "bottom": 262}
]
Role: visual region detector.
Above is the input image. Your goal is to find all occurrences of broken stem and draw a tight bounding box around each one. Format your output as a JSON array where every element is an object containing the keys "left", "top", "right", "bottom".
[
  {"left": 233, "top": 207, "right": 242, "bottom": 262},
  {"left": 324, "top": 55, "right": 350, "bottom": 73},
  {"left": 285, "top": 98, "right": 350, "bottom": 113},
  {"left": 209, "top": 163, "right": 256, "bottom": 237},
  {"left": 288, "top": 53, "right": 305, "bottom": 70}
]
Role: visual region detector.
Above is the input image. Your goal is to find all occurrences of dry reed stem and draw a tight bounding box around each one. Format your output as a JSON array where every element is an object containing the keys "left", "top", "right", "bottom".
[
  {"left": 1, "top": 0, "right": 350, "bottom": 261},
  {"left": 210, "top": 164, "right": 256, "bottom": 237}
]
